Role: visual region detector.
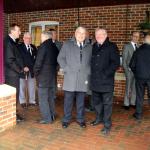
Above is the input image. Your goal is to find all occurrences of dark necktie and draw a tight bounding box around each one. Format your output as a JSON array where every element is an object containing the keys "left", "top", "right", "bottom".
[
  {"left": 27, "top": 45, "right": 31, "bottom": 56},
  {"left": 134, "top": 44, "right": 138, "bottom": 50},
  {"left": 80, "top": 43, "right": 83, "bottom": 63}
]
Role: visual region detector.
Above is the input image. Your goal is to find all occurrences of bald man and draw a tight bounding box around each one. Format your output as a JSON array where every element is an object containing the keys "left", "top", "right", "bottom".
[{"left": 58, "top": 27, "right": 92, "bottom": 128}]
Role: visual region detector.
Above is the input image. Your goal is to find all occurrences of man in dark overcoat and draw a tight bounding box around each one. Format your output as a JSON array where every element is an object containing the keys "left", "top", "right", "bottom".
[
  {"left": 4, "top": 24, "right": 28, "bottom": 122},
  {"left": 90, "top": 28, "right": 120, "bottom": 135},
  {"left": 34, "top": 31, "right": 59, "bottom": 124},
  {"left": 130, "top": 33, "right": 150, "bottom": 121}
]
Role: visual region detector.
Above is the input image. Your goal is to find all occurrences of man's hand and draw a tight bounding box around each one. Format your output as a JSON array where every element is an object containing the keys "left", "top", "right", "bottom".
[{"left": 24, "top": 67, "right": 29, "bottom": 72}]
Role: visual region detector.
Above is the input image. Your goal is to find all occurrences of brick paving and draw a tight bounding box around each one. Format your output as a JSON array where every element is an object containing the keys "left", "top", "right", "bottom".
[{"left": 0, "top": 97, "right": 150, "bottom": 150}]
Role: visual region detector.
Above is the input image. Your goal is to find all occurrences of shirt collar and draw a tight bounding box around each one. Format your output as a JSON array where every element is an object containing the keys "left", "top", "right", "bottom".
[
  {"left": 77, "top": 41, "right": 83, "bottom": 47},
  {"left": 131, "top": 41, "right": 137, "bottom": 50},
  {"left": 25, "top": 44, "right": 31, "bottom": 48}
]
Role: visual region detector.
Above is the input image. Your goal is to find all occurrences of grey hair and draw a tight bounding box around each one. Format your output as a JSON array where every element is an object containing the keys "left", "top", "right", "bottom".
[
  {"left": 23, "top": 32, "right": 31, "bottom": 37},
  {"left": 41, "top": 31, "right": 52, "bottom": 39},
  {"left": 95, "top": 28, "right": 107, "bottom": 35},
  {"left": 75, "top": 26, "right": 87, "bottom": 33}
]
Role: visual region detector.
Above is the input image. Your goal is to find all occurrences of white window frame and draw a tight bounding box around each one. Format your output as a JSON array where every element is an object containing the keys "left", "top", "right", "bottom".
[{"left": 29, "top": 21, "right": 60, "bottom": 40}]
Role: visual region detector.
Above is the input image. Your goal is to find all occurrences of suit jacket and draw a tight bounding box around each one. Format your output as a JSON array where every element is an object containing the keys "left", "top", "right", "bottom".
[
  {"left": 19, "top": 43, "right": 37, "bottom": 78},
  {"left": 122, "top": 42, "right": 138, "bottom": 74},
  {"left": 34, "top": 39, "right": 59, "bottom": 88},
  {"left": 4, "top": 35, "right": 24, "bottom": 80}
]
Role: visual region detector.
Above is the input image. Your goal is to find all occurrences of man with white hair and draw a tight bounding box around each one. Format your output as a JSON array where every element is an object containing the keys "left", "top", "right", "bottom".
[
  {"left": 90, "top": 28, "right": 120, "bottom": 135},
  {"left": 34, "top": 31, "right": 59, "bottom": 124},
  {"left": 58, "top": 27, "right": 92, "bottom": 128},
  {"left": 130, "top": 32, "right": 150, "bottom": 121},
  {"left": 19, "top": 32, "right": 37, "bottom": 108}
]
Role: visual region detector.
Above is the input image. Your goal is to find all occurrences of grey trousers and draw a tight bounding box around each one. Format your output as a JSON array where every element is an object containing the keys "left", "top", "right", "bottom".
[
  {"left": 19, "top": 77, "right": 36, "bottom": 104},
  {"left": 38, "top": 87, "right": 55, "bottom": 123},
  {"left": 124, "top": 71, "right": 136, "bottom": 106}
]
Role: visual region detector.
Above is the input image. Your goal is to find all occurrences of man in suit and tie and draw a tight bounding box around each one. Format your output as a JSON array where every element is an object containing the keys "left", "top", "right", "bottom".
[
  {"left": 57, "top": 27, "right": 92, "bottom": 128},
  {"left": 122, "top": 31, "right": 140, "bottom": 110},
  {"left": 19, "top": 32, "right": 37, "bottom": 108}
]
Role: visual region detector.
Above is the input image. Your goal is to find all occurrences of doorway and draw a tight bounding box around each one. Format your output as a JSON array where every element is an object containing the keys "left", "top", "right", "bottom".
[{"left": 29, "top": 21, "right": 59, "bottom": 47}]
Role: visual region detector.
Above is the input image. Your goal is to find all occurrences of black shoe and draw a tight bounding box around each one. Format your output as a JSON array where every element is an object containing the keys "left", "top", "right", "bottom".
[
  {"left": 16, "top": 114, "right": 25, "bottom": 122},
  {"left": 122, "top": 105, "right": 130, "bottom": 110},
  {"left": 85, "top": 107, "right": 95, "bottom": 112},
  {"left": 29, "top": 103, "right": 37, "bottom": 107},
  {"left": 21, "top": 103, "right": 28, "bottom": 109},
  {"left": 90, "top": 120, "right": 103, "bottom": 126},
  {"left": 38, "top": 120, "right": 51, "bottom": 124},
  {"left": 78, "top": 122, "right": 86, "bottom": 128},
  {"left": 130, "top": 105, "right": 136, "bottom": 109},
  {"left": 62, "top": 122, "right": 69, "bottom": 128},
  {"left": 101, "top": 127, "right": 110, "bottom": 135},
  {"left": 51, "top": 115, "right": 56, "bottom": 121},
  {"left": 133, "top": 113, "right": 142, "bottom": 120}
]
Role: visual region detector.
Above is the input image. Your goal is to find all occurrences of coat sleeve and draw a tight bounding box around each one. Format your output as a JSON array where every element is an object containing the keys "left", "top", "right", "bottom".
[
  {"left": 122, "top": 45, "right": 130, "bottom": 71},
  {"left": 57, "top": 42, "right": 67, "bottom": 71},
  {"left": 34, "top": 45, "right": 46, "bottom": 76},
  {"left": 5, "top": 42, "right": 23, "bottom": 73},
  {"left": 18, "top": 45, "right": 26, "bottom": 67},
  {"left": 129, "top": 51, "right": 136, "bottom": 74},
  {"left": 104, "top": 44, "right": 120, "bottom": 76}
]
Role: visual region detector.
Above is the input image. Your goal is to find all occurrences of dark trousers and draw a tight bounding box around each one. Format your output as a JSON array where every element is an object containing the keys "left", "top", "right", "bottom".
[
  {"left": 5, "top": 75, "right": 19, "bottom": 104},
  {"left": 63, "top": 91, "right": 86, "bottom": 123},
  {"left": 38, "top": 87, "right": 55, "bottom": 123},
  {"left": 135, "top": 80, "right": 150, "bottom": 117},
  {"left": 5, "top": 75, "right": 21, "bottom": 116},
  {"left": 92, "top": 91, "right": 113, "bottom": 129}
]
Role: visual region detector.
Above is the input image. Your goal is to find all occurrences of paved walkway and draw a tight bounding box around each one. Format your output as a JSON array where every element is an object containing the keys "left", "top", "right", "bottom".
[{"left": 0, "top": 98, "right": 150, "bottom": 150}]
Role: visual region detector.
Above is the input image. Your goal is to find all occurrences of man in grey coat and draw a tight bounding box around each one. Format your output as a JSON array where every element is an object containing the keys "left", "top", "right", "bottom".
[
  {"left": 57, "top": 27, "right": 92, "bottom": 128},
  {"left": 122, "top": 31, "right": 140, "bottom": 110}
]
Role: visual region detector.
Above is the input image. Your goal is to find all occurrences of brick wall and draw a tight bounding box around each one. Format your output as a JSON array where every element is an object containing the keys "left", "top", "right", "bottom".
[
  {"left": 0, "top": 84, "right": 16, "bottom": 132},
  {"left": 4, "top": 3, "right": 150, "bottom": 100}
]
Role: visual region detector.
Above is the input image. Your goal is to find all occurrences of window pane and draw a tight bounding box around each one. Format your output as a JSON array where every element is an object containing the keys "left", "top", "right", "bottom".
[{"left": 31, "top": 26, "right": 42, "bottom": 47}]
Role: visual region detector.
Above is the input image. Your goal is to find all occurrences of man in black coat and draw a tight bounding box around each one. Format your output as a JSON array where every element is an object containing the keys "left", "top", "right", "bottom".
[
  {"left": 129, "top": 33, "right": 150, "bottom": 121},
  {"left": 19, "top": 32, "right": 37, "bottom": 108},
  {"left": 90, "top": 28, "right": 120, "bottom": 135},
  {"left": 34, "top": 31, "right": 59, "bottom": 124},
  {"left": 4, "top": 24, "right": 29, "bottom": 122}
]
